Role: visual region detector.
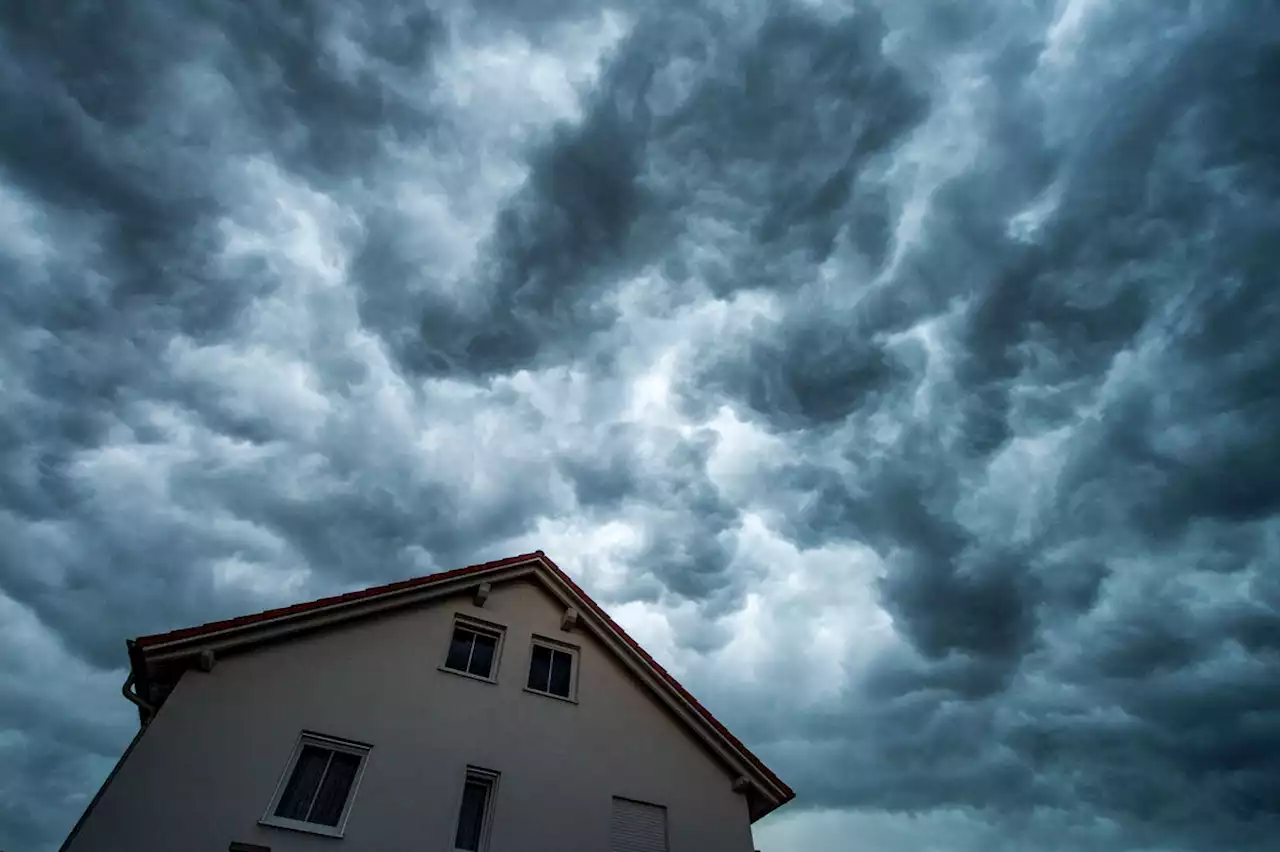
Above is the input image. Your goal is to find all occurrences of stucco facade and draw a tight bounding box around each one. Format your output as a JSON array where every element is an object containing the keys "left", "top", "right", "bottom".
[{"left": 65, "top": 578, "right": 760, "bottom": 852}]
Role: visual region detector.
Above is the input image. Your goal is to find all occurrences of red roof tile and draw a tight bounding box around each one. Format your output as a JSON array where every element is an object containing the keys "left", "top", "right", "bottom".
[{"left": 134, "top": 552, "right": 538, "bottom": 647}]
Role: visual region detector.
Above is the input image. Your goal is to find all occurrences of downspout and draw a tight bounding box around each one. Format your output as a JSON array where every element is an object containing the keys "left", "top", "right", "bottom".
[{"left": 121, "top": 669, "right": 155, "bottom": 724}]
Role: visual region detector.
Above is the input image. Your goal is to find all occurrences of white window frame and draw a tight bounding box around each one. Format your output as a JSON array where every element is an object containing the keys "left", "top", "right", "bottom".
[
  {"left": 260, "top": 731, "right": 371, "bottom": 838},
  {"left": 439, "top": 615, "right": 507, "bottom": 683},
  {"left": 523, "top": 635, "right": 579, "bottom": 702},
  {"left": 451, "top": 766, "right": 501, "bottom": 852}
]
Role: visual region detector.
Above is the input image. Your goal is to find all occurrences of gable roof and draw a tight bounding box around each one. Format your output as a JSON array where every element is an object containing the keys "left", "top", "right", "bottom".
[{"left": 128, "top": 551, "right": 795, "bottom": 820}]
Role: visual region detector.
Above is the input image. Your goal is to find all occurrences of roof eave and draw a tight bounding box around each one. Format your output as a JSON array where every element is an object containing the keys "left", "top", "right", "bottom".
[
  {"left": 531, "top": 558, "right": 795, "bottom": 810},
  {"left": 134, "top": 557, "right": 541, "bottom": 660}
]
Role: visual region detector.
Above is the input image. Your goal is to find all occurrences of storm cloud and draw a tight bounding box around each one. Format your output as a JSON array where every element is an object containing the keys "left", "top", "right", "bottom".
[{"left": 2, "top": 1, "right": 1279, "bottom": 850}]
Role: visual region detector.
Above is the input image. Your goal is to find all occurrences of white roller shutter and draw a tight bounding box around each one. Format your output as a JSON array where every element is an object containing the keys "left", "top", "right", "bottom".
[{"left": 610, "top": 797, "right": 669, "bottom": 852}]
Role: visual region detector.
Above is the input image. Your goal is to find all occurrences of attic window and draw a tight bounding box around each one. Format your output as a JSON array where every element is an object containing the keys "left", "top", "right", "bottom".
[
  {"left": 260, "top": 733, "right": 370, "bottom": 838},
  {"left": 443, "top": 617, "right": 504, "bottom": 681},
  {"left": 525, "top": 638, "right": 577, "bottom": 700}
]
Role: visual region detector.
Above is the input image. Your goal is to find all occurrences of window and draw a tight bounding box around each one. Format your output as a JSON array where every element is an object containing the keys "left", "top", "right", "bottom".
[
  {"left": 453, "top": 768, "right": 499, "bottom": 852},
  {"left": 610, "top": 797, "right": 669, "bottom": 852},
  {"left": 525, "top": 638, "right": 577, "bottom": 700},
  {"left": 261, "top": 733, "right": 370, "bottom": 837},
  {"left": 442, "top": 617, "right": 504, "bottom": 681}
]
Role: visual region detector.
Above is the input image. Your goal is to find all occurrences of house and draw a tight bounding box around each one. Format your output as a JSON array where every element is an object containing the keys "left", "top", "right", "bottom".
[{"left": 61, "top": 551, "right": 794, "bottom": 852}]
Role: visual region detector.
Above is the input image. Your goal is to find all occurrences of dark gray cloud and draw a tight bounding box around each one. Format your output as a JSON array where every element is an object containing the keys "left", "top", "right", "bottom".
[
  {"left": 203, "top": 0, "right": 445, "bottom": 179},
  {"left": 558, "top": 422, "right": 745, "bottom": 609},
  {"left": 688, "top": 3, "right": 1280, "bottom": 847},
  {"left": 3, "top": 1, "right": 1279, "bottom": 851}
]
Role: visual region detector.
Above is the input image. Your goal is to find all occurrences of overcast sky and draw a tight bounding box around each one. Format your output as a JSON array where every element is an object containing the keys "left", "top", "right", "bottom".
[{"left": 2, "top": 1, "right": 1279, "bottom": 849}]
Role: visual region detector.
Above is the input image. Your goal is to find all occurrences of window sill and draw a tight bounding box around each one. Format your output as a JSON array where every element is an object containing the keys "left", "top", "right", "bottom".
[
  {"left": 523, "top": 686, "right": 578, "bottom": 704},
  {"left": 259, "top": 816, "right": 345, "bottom": 839},
  {"left": 439, "top": 665, "right": 498, "bottom": 685}
]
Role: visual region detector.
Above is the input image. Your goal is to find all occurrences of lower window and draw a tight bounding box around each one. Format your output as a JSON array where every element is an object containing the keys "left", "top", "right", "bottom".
[
  {"left": 610, "top": 797, "right": 669, "bottom": 852},
  {"left": 261, "top": 733, "right": 370, "bottom": 837},
  {"left": 454, "top": 767, "right": 500, "bottom": 852}
]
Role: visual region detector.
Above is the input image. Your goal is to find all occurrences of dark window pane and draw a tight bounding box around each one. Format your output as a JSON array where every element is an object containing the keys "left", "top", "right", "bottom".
[
  {"left": 469, "top": 632, "right": 497, "bottom": 678},
  {"left": 309, "top": 751, "right": 361, "bottom": 826},
  {"left": 549, "top": 650, "right": 572, "bottom": 697},
  {"left": 446, "top": 628, "right": 475, "bottom": 672},
  {"left": 275, "top": 745, "right": 330, "bottom": 820},
  {"left": 527, "top": 644, "right": 552, "bottom": 692},
  {"left": 454, "top": 779, "right": 489, "bottom": 851}
]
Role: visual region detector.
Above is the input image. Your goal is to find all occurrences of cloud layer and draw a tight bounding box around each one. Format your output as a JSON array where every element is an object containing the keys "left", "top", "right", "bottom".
[{"left": 2, "top": 1, "right": 1278, "bottom": 849}]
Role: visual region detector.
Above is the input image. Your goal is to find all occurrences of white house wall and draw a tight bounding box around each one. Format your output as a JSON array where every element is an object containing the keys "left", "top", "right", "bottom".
[{"left": 65, "top": 578, "right": 757, "bottom": 852}]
